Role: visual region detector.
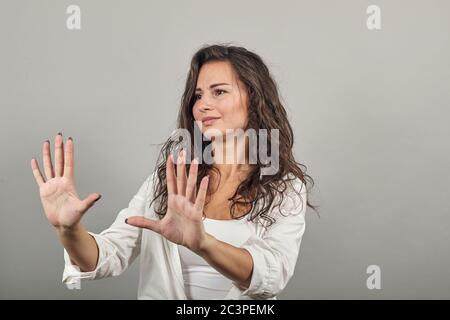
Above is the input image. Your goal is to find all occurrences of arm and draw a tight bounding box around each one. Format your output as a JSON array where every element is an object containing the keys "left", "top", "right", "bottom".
[
  {"left": 30, "top": 134, "right": 152, "bottom": 285},
  {"left": 193, "top": 234, "right": 253, "bottom": 288},
  {"left": 30, "top": 134, "right": 104, "bottom": 274},
  {"left": 125, "top": 154, "right": 307, "bottom": 299},
  {"left": 194, "top": 185, "right": 307, "bottom": 298},
  {"left": 126, "top": 154, "right": 254, "bottom": 287},
  {"left": 56, "top": 224, "right": 99, "bottom": 272},
  {"left": 237, "top": 178, "right": 307, "bottom": 299},
  {"left": 62, "top": 173, "right": 154, "bottom": 285}
]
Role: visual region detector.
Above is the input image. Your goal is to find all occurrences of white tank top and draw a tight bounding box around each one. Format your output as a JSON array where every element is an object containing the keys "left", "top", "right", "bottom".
[{"left": 177, "top": 217, "right": 254, "bottom": 300}]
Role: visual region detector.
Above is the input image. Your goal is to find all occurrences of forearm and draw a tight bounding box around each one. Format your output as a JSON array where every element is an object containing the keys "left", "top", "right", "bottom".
[
  {"left": 55, "top": 224, "right": 99, "bottom": 272},
  {"left": 194, "top": 233, "right": 253, "bottom": 289}
]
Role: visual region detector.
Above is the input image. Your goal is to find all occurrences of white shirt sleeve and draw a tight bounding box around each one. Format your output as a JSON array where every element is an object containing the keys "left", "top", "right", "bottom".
[
  {"left": 239, "top": 177, "right": 307, "bottom": 299},
  {"left": 62, "top": 173, "right": 154, "bottom": 288}
]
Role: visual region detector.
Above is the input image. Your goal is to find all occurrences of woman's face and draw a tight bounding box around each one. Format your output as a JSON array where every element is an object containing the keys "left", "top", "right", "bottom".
[{"left": 192, "top": 61, "right": 249, "bottom": 139}]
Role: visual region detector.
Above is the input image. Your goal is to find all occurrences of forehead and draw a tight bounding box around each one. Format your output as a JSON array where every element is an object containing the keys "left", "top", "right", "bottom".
[{"left": 196, "top": 61, "right": 237, "bottom": 86}]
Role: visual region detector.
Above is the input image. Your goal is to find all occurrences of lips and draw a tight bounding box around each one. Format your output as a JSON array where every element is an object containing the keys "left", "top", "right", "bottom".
[{"left": 201, "top": 116, "right": 221, "bottom": 126}]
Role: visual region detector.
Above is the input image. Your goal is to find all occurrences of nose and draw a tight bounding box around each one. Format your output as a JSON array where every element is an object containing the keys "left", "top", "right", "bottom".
[{"left": 197, "top": 98, "right": 213, "bottom": 113}]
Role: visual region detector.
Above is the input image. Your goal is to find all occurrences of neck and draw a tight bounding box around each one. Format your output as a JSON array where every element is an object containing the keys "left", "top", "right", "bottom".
[{"left": 210, "top": 132, "right": 252, "bottom": 182}]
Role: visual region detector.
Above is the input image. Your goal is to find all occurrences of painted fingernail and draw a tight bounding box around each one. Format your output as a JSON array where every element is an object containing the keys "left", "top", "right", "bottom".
[
  {"left": 58, "top": 132, "right": 62, "bottom": 136},
  {"left": 125, "top": 218, "right": 128, "bottom": 224},
  {"left": 45, "top": 139, "right": 50, "bottom": 144},
  {"left": 68, "top": 137, "right": 73, "bottom": 141},
  {"left": 95, "top": 195, "right": 102, "bottom": 201}
]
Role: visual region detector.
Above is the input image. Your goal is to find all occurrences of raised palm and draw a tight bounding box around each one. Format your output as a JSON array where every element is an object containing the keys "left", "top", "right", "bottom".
[
  {"left": 159, "top": 185, "right": 207, "bottom": 249},
  {"left": 31, "top": 134, "right": 101, "bottom": 230},
  {"left": 126, "top": 150, "right": 210, "bottom": 252}
]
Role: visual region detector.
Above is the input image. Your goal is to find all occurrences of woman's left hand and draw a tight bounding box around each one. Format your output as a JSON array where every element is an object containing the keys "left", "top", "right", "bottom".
[{"left": 126, "top": 150, "right": 210, "bottom": 253}]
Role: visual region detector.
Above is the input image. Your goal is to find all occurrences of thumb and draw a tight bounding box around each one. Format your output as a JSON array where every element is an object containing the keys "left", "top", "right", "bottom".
[
  {"left": 80, "top": 193, "right": 102, "bottom": 213},
  {"left": 126, "top": 216, "right": 162, "bottom": 234}
]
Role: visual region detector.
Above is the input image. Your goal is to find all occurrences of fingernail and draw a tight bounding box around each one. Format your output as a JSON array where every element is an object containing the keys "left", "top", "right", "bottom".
[
  {"left": 68, "top": 137, "right": 73, "bottom": 141},
  {"left": 95, "top": 195, "right": 102, "bottom": 201},
  {"left": 58, "top": 132, "right": 62, "bottom": 136},
  {"left": 125, "top": 218, "right": 128, "bottom": 224},
  {"left": 45, "top": 139, "right": 50, "bottom": 144},
  {"left": 192, "top": 158, "right": 198, "bottom": 165}
]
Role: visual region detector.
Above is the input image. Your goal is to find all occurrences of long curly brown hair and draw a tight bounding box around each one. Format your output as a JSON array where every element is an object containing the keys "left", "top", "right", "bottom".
[{"left": 150, "top": 43, "right": 318, "bottom": 229}]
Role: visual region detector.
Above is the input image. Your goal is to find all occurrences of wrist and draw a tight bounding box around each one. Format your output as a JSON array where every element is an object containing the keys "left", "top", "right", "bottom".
[
  {"left": 54, "top": 223, "right": 83, "bottom": 237},
  {"left": 193, "top": 233, "right": 216, "bottom": 257}
]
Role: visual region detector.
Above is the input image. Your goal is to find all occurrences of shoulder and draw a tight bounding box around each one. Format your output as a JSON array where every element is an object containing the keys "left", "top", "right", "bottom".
[{"left": 252, "top": 174, "right": 307, "bottom": 229}]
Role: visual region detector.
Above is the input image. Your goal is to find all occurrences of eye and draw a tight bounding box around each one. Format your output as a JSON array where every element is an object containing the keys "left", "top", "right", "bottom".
[
  {"left": 194, "top": 94, "right": 202, "bottom": 101},
  {"left": 214, "top": 89, "right": 226, "bottom": 96}
]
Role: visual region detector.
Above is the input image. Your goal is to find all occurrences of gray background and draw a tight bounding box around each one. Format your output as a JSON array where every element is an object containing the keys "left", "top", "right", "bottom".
[{"left": 1, "top": 0, "right": 449, "bottom": 299}]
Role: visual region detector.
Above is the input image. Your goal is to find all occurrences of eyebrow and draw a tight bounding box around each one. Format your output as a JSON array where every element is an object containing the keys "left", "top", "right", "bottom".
[{"left": 195, "top": 83, "right": 231, "bottom": 92}]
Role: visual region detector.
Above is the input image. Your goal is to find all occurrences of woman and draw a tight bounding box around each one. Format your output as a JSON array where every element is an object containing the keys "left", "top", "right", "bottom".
[{"left": 30, "top": 44, "right": 316, "bottom": 300}]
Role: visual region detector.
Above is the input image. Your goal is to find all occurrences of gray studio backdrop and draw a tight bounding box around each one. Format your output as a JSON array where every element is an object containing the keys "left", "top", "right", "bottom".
[{"left": 1, "top": 0, "right": 449, "bottom": 299}]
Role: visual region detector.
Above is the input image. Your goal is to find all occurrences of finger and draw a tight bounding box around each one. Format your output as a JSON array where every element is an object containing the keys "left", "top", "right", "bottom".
[
  {"left": 166, "top": 154, "right": 177, "bottom": 195},
  {"left": 185, "top": 158, "right": 198, "bottom": 203},
  {"left": 125, "top": 216, "right": 161, "bottom": 234},
  {"left": 55, "top": 133, "right": 64, "bottom": 177},
  {"left": 193, "top": 184, "right": 197, "bottom": 203},
  {"left": 194, "top": 176, "right": 209, "bottom": 214},
  {"left": 42, "top": 139, "right": 54, "bottom": 180},
  {"left": 31, "top": 158, "right": 45, "bottom": 188},
  {"left": 176, "top": 149, "right": 187, "bottom": 196},
  {"left": 64, "top": 137, "right": 74, "bottom": 179},
  {"left": 78, "top": 193, "right": 102, "bottom": 214}
]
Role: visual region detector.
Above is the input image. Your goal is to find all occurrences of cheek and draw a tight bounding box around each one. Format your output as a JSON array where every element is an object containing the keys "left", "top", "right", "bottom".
[
  {"left": 220, "top": 98, "right": 243, "bottom": 117},
  {"left": 233, "top": 103, "right": 248, "bottom": 125},
  {"left": 192, "top": 104, "right": 200, "bottom": 121},
  {"left": 238, "top": 109, "right": 249, "bottom": 127},
  {"left": 221, "top": 106, "right": 248, "bottom": 128}
]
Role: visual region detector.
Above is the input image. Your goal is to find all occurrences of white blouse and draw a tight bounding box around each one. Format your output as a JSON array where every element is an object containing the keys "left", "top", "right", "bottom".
[
  {"left": 178, "top": 217, "right": 254, "bottom": 299},
  {"left": 62, "top": 172, "right": 307, "bottom": 300}
]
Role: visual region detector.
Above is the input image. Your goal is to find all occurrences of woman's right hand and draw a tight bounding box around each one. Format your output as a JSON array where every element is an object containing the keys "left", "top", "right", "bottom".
[{"left": 31, "top": 133, "right": 102, "bottom": 231}]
